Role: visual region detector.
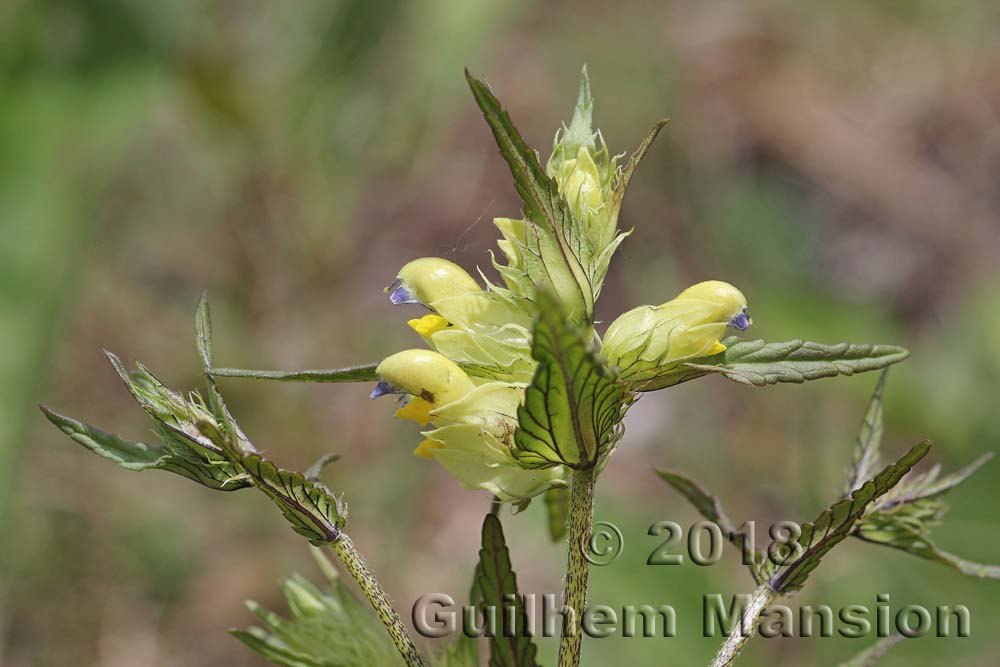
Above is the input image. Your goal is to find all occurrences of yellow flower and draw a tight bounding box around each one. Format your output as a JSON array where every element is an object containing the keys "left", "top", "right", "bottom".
[
  {"left": 602, "top": 280, "right": 750, "bottom": 388},
  {"left": 387, "top": 255, "right": 535, "bottom": 382},
  {"left": 370, "top": 349, "right": 563, "bottom": 500}
]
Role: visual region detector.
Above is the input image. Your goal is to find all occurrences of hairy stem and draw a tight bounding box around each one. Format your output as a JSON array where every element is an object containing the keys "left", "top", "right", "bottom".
[
  {"left": 708, "top": 583, "right": 777, "bottom": 667},
  {"left": 329, "top": 534, "right": 425, "bottom": 667},
  {"left": 557, "top": 467, "right": 596, "bottom": 667}
]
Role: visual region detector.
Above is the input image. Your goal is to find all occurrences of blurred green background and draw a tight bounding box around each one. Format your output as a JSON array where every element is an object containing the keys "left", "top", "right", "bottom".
[{"left": 3, "top": 0, "right": 999, "bottom": 665}]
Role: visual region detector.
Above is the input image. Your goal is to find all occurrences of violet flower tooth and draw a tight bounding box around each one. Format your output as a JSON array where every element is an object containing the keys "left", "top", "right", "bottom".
[
  {"left": 370, "top": 380, "right": 397, "bottom": 400},
  {"left": 729, "top": 308, "right": 751, "bottom": 331},
  {"left": 386, "top": 279, "right": 418, "bottom": 305}
]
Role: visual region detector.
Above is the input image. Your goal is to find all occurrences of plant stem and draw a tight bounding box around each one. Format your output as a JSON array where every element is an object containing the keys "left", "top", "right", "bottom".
[
  {"left": 708, "top": 583, "right": 777, "bottom": 667},
  {"left": 557, "top": 467, "right": 596, "bottom": 667},
  {"left": 329, "top": 534, "right": 425, "bottom": 667}
]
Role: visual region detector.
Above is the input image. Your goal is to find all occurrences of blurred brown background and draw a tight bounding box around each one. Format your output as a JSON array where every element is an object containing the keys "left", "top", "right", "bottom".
[{"left": 2, "top": 0, "right": 999, "bottom": 665}]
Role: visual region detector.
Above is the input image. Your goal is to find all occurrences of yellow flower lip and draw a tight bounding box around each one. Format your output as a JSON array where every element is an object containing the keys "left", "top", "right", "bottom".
[
  {"left": 394, "top": 397, "right": 435, "bottom": 425},
  {"left": 412, "top": 438, "right": 444, "bottom": 458},
  {"left": 408, "top": 314, "right": 451, "bottom": 337}
]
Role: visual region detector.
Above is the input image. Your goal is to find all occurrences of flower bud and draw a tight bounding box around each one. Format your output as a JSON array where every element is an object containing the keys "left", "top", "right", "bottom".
[
  {"left": 602, "top": 280, "right": 750, "bottom": 388},
  {"left": 386, "top": 258, "right": 480, "bottom": 306},
  {"left": 555, "top": 146, "right": 605, "bottom": 221}
]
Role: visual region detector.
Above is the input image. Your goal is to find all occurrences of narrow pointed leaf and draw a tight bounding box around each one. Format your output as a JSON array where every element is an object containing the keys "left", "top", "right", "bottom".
[
  {"left": 544, "top": 487, "right": 569, "bottom": 541},
  {"left": 465, "top": 70, "right": 594, "bottom": 321},
  {"left": 655, "top": 469, "right": 768, "bottom": 583},
  {"left": 881, "top": 452, "right": 994, "bottom": 508},
  {"left": 654, "top": 469, "right": 736, "bottom": 534},
  {"left": 210, "top": 364, "right": 379, "bottom": 383},
  {"left": 845, "top": 369, "right": 888, "bottom": 494},
  {"left": 608, "top": 118, "right": 669, "bottom": 220},
  {"left": 770, "top": 441, "right": 931, "bottom": 593},
  {"left": 42, "top": 404, "right": 165, "bottom": 469},
  {"left": 912, "top": 452, "right": 994, "bottom": 498},
  {"left": 646, "top": 339, "right": 910, "bottom": 390},
  {"left": 856, "top": 509, "right": 1000, "bottom": 579},
  {"left": 431, "top": 638, "right": 480, "bottom": 667},
  {"left": 40, "top": 405, "right": 251, "bottom": 491},
  {"left": 430, "top": 562, "right": 483, "bottom": 667},
  {"left": 513, "top": 289, "right": 627, "bottom": 469},
  {"left": 475, "top": 514, "right": 540, "bottom": 667},
  {"left": 196, "top": 291, "right": 213, "bottom": 371},
  {"left": 230, "top": 628, "right": 323, "bottom": 667},
  {"left": 835, "top": 635, "right": 904, "bottom": 667},
  {"left": 305, "top": 453, "right": 341, "bottom": 484},
  {"left": 203, "top": 371, "right": 258, "bottom": 455}
]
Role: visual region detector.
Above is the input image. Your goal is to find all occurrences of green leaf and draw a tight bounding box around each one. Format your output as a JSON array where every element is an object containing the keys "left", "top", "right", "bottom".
[
  {"left": 430, "top": 638, "right": 480, "bottom": 667},
  {"left": 877, "top": 452, "right": 994, "bottom": 509},
  {"left": 513, "top": 289, "right": 628, "bottom": 470},
  {"left": 654, "top": 469, "right": 768, "bottom": 583},
  {"left": 835, "top": 634, "right": 904, "bottom": 667},
  {"left": 200, "top": 418, "right": 347, "bottom": 546},
  {"left": 41, "top": 405, "right": 251, "bottom": 491},
  {"left": 233, "top": 558, "right": 405, "bottom": 667},
  {"left": 608, "top": 118, "right": 669, "bottom": 222},
  {"left": 845, "top": 369, "right": 888, "bottom": 494},
  {"left": 475, "top": 514, "right": 540, "bottom": 667},
  {"left": 232, "top": 624, "right": 326, "bottom": 667},
  {"left": 195, "top": 293, "right": 378, "bottom": 383},
  {"left": 833, "top": 372, "right": 998, "bottom": 580},
  {"left": 240, "top": 453, "right": 345, "bottom": 546},
  {"left": 856, "top": 507, "right": 1000, "bottom": 579},
  {"left": 650, "top": 338, "right": 910, "bottom": 390},
  {"left": 41, "top": 404, "right": 166, "bottom": 470},
  {"left": 654, "top": 469, "right": 736, "bottom": 533},
  {"left": 769, "top": 441, "right": 931, "bottom": 593},
  {"left": 465, "top": 69, "right": 594, "bottom": 322},
  {"left": 544, "top": 487, "right": 569, "bottom": 541},
  {"left": 210, "top": 364, "right": 379, "bottom": 383},
  {"left": 430, "top": 561, "right": 482, "bottom": 667},
  {"left": 40, "top": 349, "right": 258, "bottom": 493},
  {"left": 305, "top": 452, "right": 341, "bottom": 483},
  {"left": 195, "top": 291, "right": 213, "bottom": 371}
]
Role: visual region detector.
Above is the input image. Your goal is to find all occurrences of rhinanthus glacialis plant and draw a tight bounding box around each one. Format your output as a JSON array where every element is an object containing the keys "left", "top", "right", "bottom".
[{"left": 41, "top": 66, "right": 998, "bottom": 667}]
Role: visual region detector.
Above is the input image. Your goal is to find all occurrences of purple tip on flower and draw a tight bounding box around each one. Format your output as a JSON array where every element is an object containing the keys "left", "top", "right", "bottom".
[
  {"left": 370, "top": 380, "right": 396, "bottom": 400},
  {"left": 729, "top": 309, "right": 751, "bottom": 331},
  {"left": 386, "top": 279, "right": 417, "bottom": 305}
]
